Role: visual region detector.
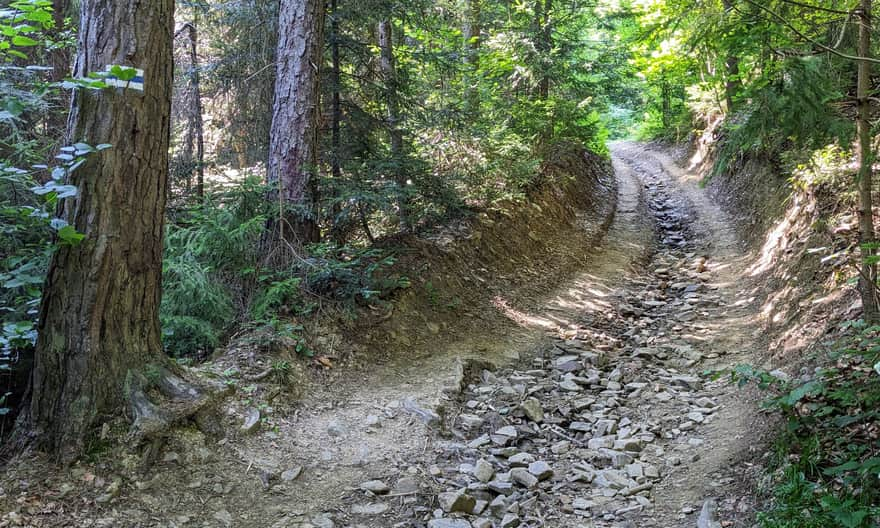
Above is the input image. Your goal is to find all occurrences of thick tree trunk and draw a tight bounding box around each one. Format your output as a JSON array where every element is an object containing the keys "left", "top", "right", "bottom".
[
  {"left": 856, "top": 0, "right": 879, "bottom": 323},
  {"left": 462, "top": 0, "right": 481, "bottom": 116},
  {"left": 21, "top": 0, "right": 176, "bottom": 455},
  {"left": 378, "top": 19, "right": 409, "bottom": 231},
  {"left": 267, "top": 0, "right": 325, "bottom": 245},
  {"left": 185, "top": 21, "right": 206, "bottom": 198}
]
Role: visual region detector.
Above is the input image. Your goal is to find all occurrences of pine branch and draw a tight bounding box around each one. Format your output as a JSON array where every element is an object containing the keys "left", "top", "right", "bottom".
[{"left": 742, "top": 0, "right": 880, "bottom": 64}]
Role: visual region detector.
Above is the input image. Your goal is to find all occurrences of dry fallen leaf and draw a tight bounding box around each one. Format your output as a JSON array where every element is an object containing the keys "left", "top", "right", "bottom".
[{"left": 315, "top": 356, "right": 333, "bottom": 369}]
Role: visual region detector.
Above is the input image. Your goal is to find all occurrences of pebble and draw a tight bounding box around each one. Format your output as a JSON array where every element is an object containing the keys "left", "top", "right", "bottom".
[
  {"left": 242, "top": 409, "right": 261, "bottom": 433},
  {"left": 281, "top": 466, "right": 303, "bottom": 482},
  {"left": 359, "top": 480, "right": 390, "bottom": 494}
]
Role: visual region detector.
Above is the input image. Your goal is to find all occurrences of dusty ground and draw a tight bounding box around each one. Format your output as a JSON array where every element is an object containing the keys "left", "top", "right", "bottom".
[{"left": 0, "top": 143, "right": 778, "bottom": 528}]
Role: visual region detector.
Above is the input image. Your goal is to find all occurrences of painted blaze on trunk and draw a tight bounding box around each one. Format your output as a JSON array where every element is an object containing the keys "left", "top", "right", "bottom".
[{"left": 21, "top": 0, "right": 175, "bottom": 454}]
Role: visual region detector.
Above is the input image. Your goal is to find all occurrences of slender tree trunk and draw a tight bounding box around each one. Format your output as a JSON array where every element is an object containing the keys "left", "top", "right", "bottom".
[
  {"left": 462, "top": 0, "right": 481, "bottom": 116},
  {"left": 328, "top": 0, "right": 352, "bottom": 244},
  {"left": 661, "top": 75, "right": 671, "bottom": 130},
  {"left": 20, "top": 0, "right": 175, "bottom": 456},
  {"left": 857, "top": 0, "right": 879, "bottom": 323},
  {"left": 268, "top": 0, "right": 325, "bottom": 245},
  {"left": 49, "top": 0, "right": 71, "bottom": 81},
  {"left": 378, "top": 19, "right": 409, "bottom": 231},
  {"left": 185, "top": 21, "right": 206, "bottom": 198},
  {"left": 721, "top": 0, "right": 741, "bottom": 112},
  {"left": 331, "top": 0, "right": 342, "bottom": 182},
  {"left": 534, "top": 0, "right": 552, "bottom": 100},
  {"left": 47, "top": 0, "right": 71, "bottom": 140}
]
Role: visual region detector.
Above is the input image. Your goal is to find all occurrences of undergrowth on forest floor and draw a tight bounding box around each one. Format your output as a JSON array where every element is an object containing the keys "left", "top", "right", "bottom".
[
  {"left": 161, "top": 177, "right": 410, "bottom": 358},
  {"left": 726, "top": 321, "right": 880, "bottom": 528}
]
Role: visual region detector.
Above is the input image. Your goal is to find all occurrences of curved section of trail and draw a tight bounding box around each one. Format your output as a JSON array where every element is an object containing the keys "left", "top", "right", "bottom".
[{"left": 2, "top": 143, "right": 766, "bottom": 528}]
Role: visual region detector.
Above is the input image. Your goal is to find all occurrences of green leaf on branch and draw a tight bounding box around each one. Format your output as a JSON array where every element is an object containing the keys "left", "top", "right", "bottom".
[{"left": 56, "top": 225, "right": 84, "bottom": 245}]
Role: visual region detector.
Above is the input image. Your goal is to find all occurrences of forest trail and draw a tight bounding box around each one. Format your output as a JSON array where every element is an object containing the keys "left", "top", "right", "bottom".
[{"left": 1, "top": 143, "right": 769, "bottom": 528}]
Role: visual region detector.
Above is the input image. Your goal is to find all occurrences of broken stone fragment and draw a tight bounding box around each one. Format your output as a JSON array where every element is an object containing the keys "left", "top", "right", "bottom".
[
  {"left": 527, "top": 461, "right": 554, "bottom": 481},
  {"left": 508, "top": 452, "right": 535, "bottom": 466},
  {"left": 473, "top": 459, "right": 495, "bottom": 483},
  {"left": 500, "top": 513, "right": 521, "bottom": 528},
  {"left": 438, "top": 489, "right": 477, "bottom": 514},
  {"left": 495, "top": 425, "right": 518, "bottom": 438},
  {"left": 510, "top": 468, "right": 539, "bottom": 488},
  {"left": 697, "top": 498, "right": 722, "bottom": 528},
  {"left": 350, "top": 502, "right": 389, "bottom": 515},
  {"left": 520, "top": 398, "right": 544, "bottom": 422},
  {"left": 489, "top": 480, "right": 515, "bottom": 495},
  {"left": 281, "top": 466, "right": 303, "bottom": 482}
]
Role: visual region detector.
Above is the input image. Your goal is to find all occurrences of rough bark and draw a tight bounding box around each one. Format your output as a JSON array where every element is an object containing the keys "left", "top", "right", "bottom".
[
  {"left": 267, "top": 0, "right": 326, "bottom": 245},
  {"left": 856, "top": 0, "right": 879, "bottom": 323},
  {"left": 378, "top": 19, "right": 410, "bottom": 231},
  {"left": 462, "top": 0, "right": 481, "bottom": 116},
  {"left": 20, "top": 0, "right": 181, "bottom": 456}
]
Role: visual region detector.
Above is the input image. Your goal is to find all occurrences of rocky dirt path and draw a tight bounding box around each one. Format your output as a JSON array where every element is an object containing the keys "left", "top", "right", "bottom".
[
  {"left": 339, "top": 142, "right": 768, "bottom": 528},
  {"left": 242, "top": 142, "right": 766, "bottom": 528},
  {"left": 0, "top": 143, "right": 768, "bottom": 528}
]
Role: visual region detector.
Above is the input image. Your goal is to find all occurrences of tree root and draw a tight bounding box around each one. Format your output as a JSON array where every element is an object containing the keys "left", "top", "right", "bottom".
[{"left": 126, "top": 366, "right": 226, "bottom": 465}]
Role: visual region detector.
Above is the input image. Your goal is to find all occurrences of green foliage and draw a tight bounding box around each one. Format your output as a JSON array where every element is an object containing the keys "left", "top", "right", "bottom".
[
  {"left": 249, "top": 277, "right": 302, "bottom": 323},
  {"left": 715, "top": 57, "right": 851, "bottom": 177},
  {"left": 305, "top": 243, "right": 409, "bottom": 303},
  {"left": 727, "top": 320, "right": 880, "bottom": 528},
  {"left": 160, "top": 176, "right": 268, "bottom": 356},
  {"left": 159, "top": 179, "right": 408, "bottom": 357},
  {"left": 0, "top": 1, "right": 54, "bottom": 62}
]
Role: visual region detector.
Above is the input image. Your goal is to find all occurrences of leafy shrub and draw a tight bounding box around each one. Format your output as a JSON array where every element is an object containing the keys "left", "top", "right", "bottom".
[
  {"left": 305, "top": 243, "right": 410, "bottom": 304},
  {"left": 160, "top": 315, "right": 222, "bottom": 358},
  {"left": 160, "top": 179, "right": 409, "bottom": 357},
  {"left": 714, "top": 57, "right": 851, "bottom": 177},
  {"left": 249, "top": 277, "right": 303, "bottom": 323},
  {"left": 728, "top": 320, "right": 880, "bottom": 528},
  {"left": 160, "top": 176, "right": 269, "bottom": 356}
]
